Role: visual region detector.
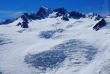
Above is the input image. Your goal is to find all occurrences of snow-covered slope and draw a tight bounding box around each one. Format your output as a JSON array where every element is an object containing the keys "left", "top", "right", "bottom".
[{"left": 0, "top": 7, "right": 110, "bottom": 74}]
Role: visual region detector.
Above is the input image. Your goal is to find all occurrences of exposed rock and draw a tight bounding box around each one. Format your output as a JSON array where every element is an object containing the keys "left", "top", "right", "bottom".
[
  {"left": 87, "top": 13, "right": 95, "bottom": 19},
  {"left": 16, "top": 22, "right": 22, "bottom": 26},
  {"left": 20, "top": 13, "right": 29, "bottom": 28},
  {"left": 69, "top": 11, "right": 85, "bottom": 18},
  {"left": 93, "top": 19, "right": 106, "bottom": 31},
  {"left": 28, "top": 13, "right": 38, "bottom": 20},
  {"left": 95, "top": 15, "right": 103, "bottom": 20},
  {"left": 21, "top": 21, "right": 28, "bottom": 28},
  {"left": 21, "top": 13, "right": 28, "bottom": 23},
  {"left": 53, "top": 8, "right": 67, "bottom": 17},
  {"left": 61, "top": 15, "right": 69, "bottom": 21},
  {"left": 36, "top": 6, "right": 53, "bottom": 19}
]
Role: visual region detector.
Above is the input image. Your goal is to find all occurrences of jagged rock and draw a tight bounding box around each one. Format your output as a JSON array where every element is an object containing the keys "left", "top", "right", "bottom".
[
  {"left": 16, "top": 22, "right": 22, "bottom": 26},
  {"left": 36, "top": 6, "right": 53, "bottom": 19},
  {"left": 61, "top": 15, "right": 69, "bottom": 21},
  {"left": 56, "top": 13, "right": 62, "bottom": 17},
  {"left": 95, "top": 15, "right": 103, "bottom": 20},
  {"left": 53, "top": 8, "right": 67, "bottom": 17},
  {"left": 53, "top": 8, "right": 67, "bottom": 14},
  {"left": 20, "top": 13, "right": 29, "bottom": 28},
  {"left": 69, "top": 11, "right": 85, "bottom": 18},
  {"left": 87, "top": 13, "right": 95, "bottom": 19},
  {"left": 21, "top": 13, "right": 28, "bottom": 23},
  {"left": 21, "top": 21, "right": 28, "bottom": 28},
  {"left": 93, "top": 19, "right": 106, "bottom": 31},
  {"left": 28, "top": 13, "right": 38, "bottom": 20}
]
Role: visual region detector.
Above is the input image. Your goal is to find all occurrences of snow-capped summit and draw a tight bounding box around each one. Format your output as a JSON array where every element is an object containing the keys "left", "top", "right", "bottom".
[{"left": 36, "top": 6, "right": 53, "bottom": 19}]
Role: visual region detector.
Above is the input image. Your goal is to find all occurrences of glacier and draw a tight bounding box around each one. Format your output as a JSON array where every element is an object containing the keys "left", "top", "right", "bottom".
[{"left": 0, "top": 7, "right": 110, "bottom": 74}]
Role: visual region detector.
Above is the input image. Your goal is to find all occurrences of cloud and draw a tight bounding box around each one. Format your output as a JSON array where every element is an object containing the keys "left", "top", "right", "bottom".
[
  {"left": 0, "top": 10, "right": 24, "bottom": 16},
  {"left": 0, "top": 11, "right": 24, "bottom": 21},
  {"left": 0, "top": 10, "right": 24, "bottom": 17},
  {"left": 12, "top": 11, "right": 23, "bottom": 16}
]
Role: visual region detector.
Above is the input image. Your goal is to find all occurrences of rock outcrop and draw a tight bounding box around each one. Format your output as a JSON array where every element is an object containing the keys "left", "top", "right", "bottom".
[
  {"left": 69, "top": 11, "right": 85, "bottom": 18},
  {"left": 93, "top": 19, "right": 106, "bottom": 31},
  {"left": 61, "top": 15, "right": 69, "bottom": 21},
  {"left": 53, "top": 8, "right": 67, "bottom": 17},
  {"left": 36, "top": 6, "right": 53, "bottom": 19}
]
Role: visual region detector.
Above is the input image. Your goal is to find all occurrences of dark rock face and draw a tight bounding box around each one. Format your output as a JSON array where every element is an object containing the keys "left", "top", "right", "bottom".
[
  {"left": 28, "top": 13, "right": 38, "bottom": 20},
  {"left": 61, "top": 15, "right": 69, "bottom": 21},
  {"left": 69, "top": 11, "right": 85, "bottom": 18},
  {"left": 21, "top": 21, "right": 28, "bottom": 28},
  {"left": 36, "top": 7, "right": 53, "bottom": 19},
  {"left": 36, "top": 7, "right": 47, "bottom": 19},
  {"left": 95, "top": 15, "right": 103, "bottom": 21},
  {"left": 16, "top": 22, "right": 22, "bottom": 26},
  {"left": 21, "top": 13, "right": 28, "bottom": 23},
  {"left": 93, "top": 19, "right": 106, "bottom": 31},
  {"left": 20, "top": 13, "right": 29, "bottom": 28},
  {"left": 53, "top": 8, "right": 67, "bottom": 17},
  {"left": 17, "top": 7, "right": 53, "bottom": 28},
  {"left": 20, "top": 7, "right": 53, "bottom": 20},
  {"left": 53, "top": 8, "right": 67, "bottom": 14}
]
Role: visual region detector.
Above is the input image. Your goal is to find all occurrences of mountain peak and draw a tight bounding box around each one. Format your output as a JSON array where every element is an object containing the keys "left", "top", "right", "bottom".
[
  {"left": 53, "top": 8, "right": 67, "bottom": 14},
  {"left": 53, "top": 8, "right": 67, "bottom": 17},
  {"left": 40, "top": 6, "right": 48, "bottom": 10},
  {"left": 36, "top": 6, "right": 53, "bottom": 19}
]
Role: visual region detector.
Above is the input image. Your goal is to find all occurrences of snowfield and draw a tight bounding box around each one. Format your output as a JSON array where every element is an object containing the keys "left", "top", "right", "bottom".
[{"left": 0, "top": 12, "right": 110, "bottom": 74}]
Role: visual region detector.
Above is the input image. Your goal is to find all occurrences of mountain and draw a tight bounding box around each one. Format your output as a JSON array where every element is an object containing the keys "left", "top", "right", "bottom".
[
  {"left": 0, "top": 7, "right": 110, "bottom": 74},
  {"left": 0, "top": 6, "right": 105, "bottom": 30}
]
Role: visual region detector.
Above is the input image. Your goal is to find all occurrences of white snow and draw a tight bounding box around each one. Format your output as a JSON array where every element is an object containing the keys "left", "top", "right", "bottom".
[{"left": 0, "top": 14, "right": 110, "bottom": 74}]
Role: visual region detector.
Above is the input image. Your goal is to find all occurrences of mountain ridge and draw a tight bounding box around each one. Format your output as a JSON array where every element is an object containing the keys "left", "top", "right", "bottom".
[{"left": 0, "top": 7, "right": 103, "bottom": 25}]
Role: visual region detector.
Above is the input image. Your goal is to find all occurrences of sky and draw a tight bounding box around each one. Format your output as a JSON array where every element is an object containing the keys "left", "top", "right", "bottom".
[{"left": 0, "top": 0, "right": 110, "bottom": 22}]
